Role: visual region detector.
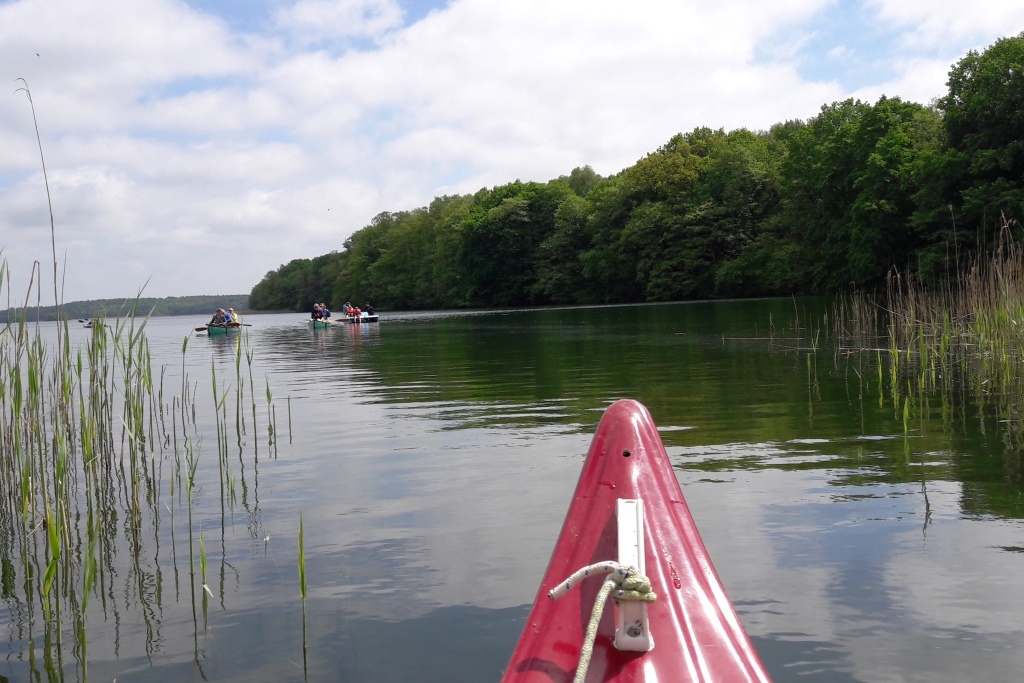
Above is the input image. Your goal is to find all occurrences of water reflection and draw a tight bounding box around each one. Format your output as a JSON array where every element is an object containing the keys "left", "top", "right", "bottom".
[{"left": 2, "top": 302, "right": 1024, "bottom": 682}]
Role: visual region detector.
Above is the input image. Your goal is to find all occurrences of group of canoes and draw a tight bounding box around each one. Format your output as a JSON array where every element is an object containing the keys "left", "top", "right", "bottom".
[
  {"left": 308, "top": 300, "right": 379, "bottom": 328},
  {"left": 193, "top": 302, "right": 382, "bottom": 334}
]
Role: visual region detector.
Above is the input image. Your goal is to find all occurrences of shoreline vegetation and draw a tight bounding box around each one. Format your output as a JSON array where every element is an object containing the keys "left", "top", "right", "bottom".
[
  {"left": 0, "top": 294, "right": 289, "bottom": 681},
  {"left": 826, "top": 217, "right": 1024, "bottom": 492},
  {"left": 249, "top": 33, "right": 1024, "bottom": 318}
]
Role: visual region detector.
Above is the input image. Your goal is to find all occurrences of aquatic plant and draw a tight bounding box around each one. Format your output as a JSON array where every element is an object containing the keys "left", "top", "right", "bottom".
[
  {"left": 830, "top": 216, "right": 1024, "bottom": 483},
  {"left": 0, "top": 279, "right": 289, "bottom": 681},
  {"left": 298, "top": 512, "right": 308, "bottom": 680},
  {"left": 1, "top": 82, "right": 298, "bottom": 680}
]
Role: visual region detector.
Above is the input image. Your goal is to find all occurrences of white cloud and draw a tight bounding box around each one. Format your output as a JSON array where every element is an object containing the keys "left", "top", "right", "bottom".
[
  {"left": 3, "top": 0, "right": 246, "bottom": 100},
  {"left": 827, "top": 44, "right": 850, "bottom": 60},
  {"left": 274, "top": 0, "right": 405, "bottom": 45},
  {"left": 849, "top": 56, "right": 955, "bottom": 107},
  {"left": 869, "top": 0, "right": 1024, "bottom": 50},
  {"left": 1, "top": 0, "right": 1023, "bottom": 302}
]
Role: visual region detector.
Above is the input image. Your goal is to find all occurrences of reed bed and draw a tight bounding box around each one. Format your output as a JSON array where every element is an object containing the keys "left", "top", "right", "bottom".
[
  {"left": 0, "top": 293, "right": 287, "bottom": 681},
  {"left": 835, "top": 229, "right": 1024, "bottom": 378},
  {"left": 830, "top": 222, "right": 1024, "bottom": 482}
]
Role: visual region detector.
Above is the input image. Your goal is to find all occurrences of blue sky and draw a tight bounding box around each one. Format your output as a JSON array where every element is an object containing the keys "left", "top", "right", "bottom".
[
  {"left": 1, "top": 0, "right": 1022, "bottom": 302},
  {"left": 780, "top": 2, "right": 902, "bottom": 89},
  {"left": 180, "top": 0, "right": 445, "bottom": 31}
]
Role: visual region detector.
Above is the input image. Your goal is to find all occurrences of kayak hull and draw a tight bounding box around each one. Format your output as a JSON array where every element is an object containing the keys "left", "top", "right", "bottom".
[
  {"left": 308, "top": 319, "right": 334, "bottom": 329},
  {"left": 206, "top": 324, "right": 240, "bottom": 335},
  {"left": 500, "top": 399, "right": 771, "bottom": 683}
]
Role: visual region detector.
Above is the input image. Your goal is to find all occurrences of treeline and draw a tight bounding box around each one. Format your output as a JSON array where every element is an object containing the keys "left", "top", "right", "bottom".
[
  {"left": 3, "top": 295, "right": 251, "bottom": 323},
  {"left": 250, "top": 33, "right": 1024, "bottom": 312}
]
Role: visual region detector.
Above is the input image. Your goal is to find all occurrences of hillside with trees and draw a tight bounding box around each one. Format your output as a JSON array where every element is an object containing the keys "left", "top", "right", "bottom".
[
  {"left": 250, "top": 33, "right": 1024, "bottom": 312},
  {"left": 2, "top": 295, "right": 251, "bottom": 323}
]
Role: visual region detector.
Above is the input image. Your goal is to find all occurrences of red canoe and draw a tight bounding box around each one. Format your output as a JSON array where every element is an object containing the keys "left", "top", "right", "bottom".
[{"left": 500, "top": 399, "right": 771, "bottom": 683}]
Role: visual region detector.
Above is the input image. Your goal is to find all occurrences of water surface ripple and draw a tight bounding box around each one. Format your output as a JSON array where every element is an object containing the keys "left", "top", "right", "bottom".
[{"left": 2, "top": 301, "right": 1022, "bottom": 682}]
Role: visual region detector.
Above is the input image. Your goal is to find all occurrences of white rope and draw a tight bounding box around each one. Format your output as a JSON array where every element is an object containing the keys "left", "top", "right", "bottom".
[{"left": 547, "top": 561, "right": 657, "bottom": 683}]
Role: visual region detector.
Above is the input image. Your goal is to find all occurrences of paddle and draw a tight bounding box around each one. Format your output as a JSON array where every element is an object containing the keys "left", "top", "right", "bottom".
[
  {"left": 193, "top": 323, "right": 251, "bottom": 331},
  {"left": 196, "top": 322, "right": 250, "bottom": 332}
]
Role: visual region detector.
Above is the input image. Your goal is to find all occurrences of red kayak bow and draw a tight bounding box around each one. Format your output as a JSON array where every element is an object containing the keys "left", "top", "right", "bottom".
[{"left": 500, "top": 399, "right": 771, "bottom": 683}]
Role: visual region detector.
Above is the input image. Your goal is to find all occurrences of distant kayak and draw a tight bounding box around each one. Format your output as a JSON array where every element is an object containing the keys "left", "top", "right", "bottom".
[{"left": 500, "top": 399, "right": 771, "bottom": 683}]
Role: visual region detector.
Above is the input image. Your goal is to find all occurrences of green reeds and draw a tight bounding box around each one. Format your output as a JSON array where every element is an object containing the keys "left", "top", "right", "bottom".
[
  {"left": 298, "top": 512, "right": 308, "bottom": 680},
  {"left": 831, "top": 216, "right": 1024, "bottom": 483},
  {"left": 0, "top": 293, "right": 288, "bottom": 680},
  {"left": 298, "top": 513, "right": 307, "bottom": 600},
  {"left": 838, "top": 221, "right": 1024, "bottom": 394},
  {"left": 4, "top": 84, "right": 289, "bottom": 679}
]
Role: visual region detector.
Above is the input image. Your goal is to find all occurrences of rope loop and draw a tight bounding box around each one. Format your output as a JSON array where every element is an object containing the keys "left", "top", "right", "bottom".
[{"left": 547, "top": 561, "right": 656, "bottom": 683}]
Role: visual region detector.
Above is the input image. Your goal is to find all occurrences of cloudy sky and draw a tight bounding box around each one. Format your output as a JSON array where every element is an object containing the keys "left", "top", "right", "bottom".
[{"left": 2, "top": 0, "right": 1023, "bottom": 303}]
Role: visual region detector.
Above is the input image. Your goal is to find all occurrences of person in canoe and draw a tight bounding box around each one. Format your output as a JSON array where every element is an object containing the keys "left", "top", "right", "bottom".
[
  {"left": 310, "top": 304, "right": 323, "bottom": 320},
  {"left": 320, "top": 303, "right": 332, "bottom": 320},
  {"left": 210, "top": 308, "right": 231, "bottom": 326},
  {"left": 227, "top": 307, "right": 239, "bottom": 323}
]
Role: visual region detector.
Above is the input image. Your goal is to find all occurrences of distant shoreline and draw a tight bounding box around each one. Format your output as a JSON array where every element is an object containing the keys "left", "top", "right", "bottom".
[{"left": 2, "top": 295, "right": 252, "bottom": 322}]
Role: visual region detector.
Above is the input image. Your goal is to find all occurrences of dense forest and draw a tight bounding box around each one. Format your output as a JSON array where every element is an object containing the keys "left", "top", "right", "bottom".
[
  {"left": 250, "top": 34, "right": 1024, "bottom": 312},
  {"left": 2, "top": 295, "right": 251, "bottom": 323}
]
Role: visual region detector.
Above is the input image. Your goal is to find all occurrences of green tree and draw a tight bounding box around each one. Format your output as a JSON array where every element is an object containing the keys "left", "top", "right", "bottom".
[
  {"left": 249, "top": 258, "right": 314, "bottom": 310},
  {"left": 687, "top": 128, "right": 785, "bottom": 298},
  {"left": 710, "top": 122, "right": 807, "bottom": 296},
  {"left": 582, "top": 134, "right": 705, "bottom": 302},
  {"left": 334, "top": 212, "right": 402, "bottom": 306},
  {"left": 781, "top": 99, "right": 871, "bottom": 290},
  {"left": 847, "top": 97, "right": 942, "bottom": 282},
  {"left": 563, "top": 165, "right": 602, "bottom": 197},
  {"left": 458, "top": 181, "right": 569, "bottom": 306},
  {"left": 781, "top": 98, "right": 939, "bottom": 290},
  {"left": 939, "top": 32, "right": 1024, "bottom": 240},
  {"left": 532, "top": 193, "right": 593, "bottom": 304},
  {"left": 427, "top": 194, "right": 473, "bottom": 307}
]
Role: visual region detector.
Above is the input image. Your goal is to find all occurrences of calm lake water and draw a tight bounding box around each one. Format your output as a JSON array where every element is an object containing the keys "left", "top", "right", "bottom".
[{"left": 3, "top": 299, "right": 1024, "bottom": 682}]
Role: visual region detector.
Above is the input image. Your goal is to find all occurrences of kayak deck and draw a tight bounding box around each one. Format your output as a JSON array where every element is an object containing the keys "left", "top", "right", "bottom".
[{"left": 500, "top": 399, "right": 771, "bottom": 683}]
